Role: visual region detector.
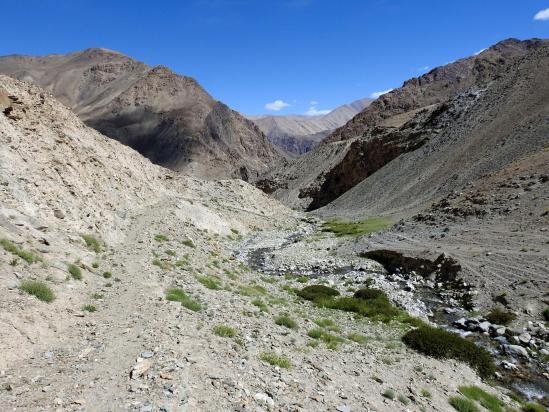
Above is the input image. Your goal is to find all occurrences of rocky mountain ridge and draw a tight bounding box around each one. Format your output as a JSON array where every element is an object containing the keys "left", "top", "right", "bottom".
[
  {"left": 0, "top": 48, "right": 283, "bottom": 180},
  {"left": 256, "top": 38, "right": 549, "bottom": 211}
]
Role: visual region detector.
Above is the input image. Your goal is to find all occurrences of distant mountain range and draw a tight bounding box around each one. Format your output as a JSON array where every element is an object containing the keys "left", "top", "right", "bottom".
[
  {"left": 0, "top": 48, "right": 284, "bottom": 180},
  {"left": 248, "top": 98, "right": 372, "bottom": 155}
]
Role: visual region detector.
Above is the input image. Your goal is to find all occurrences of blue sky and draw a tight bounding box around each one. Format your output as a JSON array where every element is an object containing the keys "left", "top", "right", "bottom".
[{"left": 2, "top": 0, "right": 549, "bottom": 115}]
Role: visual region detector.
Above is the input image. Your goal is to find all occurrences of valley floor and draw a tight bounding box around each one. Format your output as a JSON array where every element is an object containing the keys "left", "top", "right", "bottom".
[{"left": 0, "top": 201, "right": 520, "bottom": 412}]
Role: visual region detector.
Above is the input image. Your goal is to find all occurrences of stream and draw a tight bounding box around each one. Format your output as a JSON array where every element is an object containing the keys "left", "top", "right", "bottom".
[{"left": 236, "top": 227, "right": 549, "bottom": 405}]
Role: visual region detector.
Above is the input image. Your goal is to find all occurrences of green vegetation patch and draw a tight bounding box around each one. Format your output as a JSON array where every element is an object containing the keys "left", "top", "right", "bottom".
[
  {"left": 458, "top": 386, "right": 503, "bottom": 412},
  {"left": 275, "top": 314, "right": 298, "bottom": 329},
  {"left": 213, "top": 325, "right": 236, "bottom": 338},
  {"left": 402, "top": 325, "right": 495, "bottom": 378},
  {"left": 321, "top": 217, "right": 392, "bottom": 237},
  {"left": 81, "top": 234, "right": 103, "bottom": 253},
  {"left": 239, "top": 284, "right": 267, "bottom": 296},
  {"left": 382, "top": 389, "right": 396, "bottom": 400},
  {"left": 82, "top": 304, "right": 97, "bottom": 312},
  {"left": 347, "top": 332, "right": 369, "bottom": 345},
  {"left": 165, "top": 287, "right": 202, "bottom": 312},
  {"left": 259, "top": 352, "right": 291, "bottom": 368},
  {"left": 152, "top": 259, "right": 173, "bottom": 271},
  {"left": 196, "top": 275, "right": 221, "bottom": 290},
  {"left": 19, "top": 280, "right": 55, "bottom": 303},
  {"left": 251, "top": 298, "right": 268, "bottom": 312},
  {"left": 154, "top": 234, "right": 169, "bottom": 242},
  {"left": 485, "top": 308, "right": 516, "bottom": 325},
  {"left": 314, "top": 318, "right": 340, "bottom": 332},
  {"left": 307, "top": 328, "right": 345, "bottom": 349},
  {"left": 449, "top": 396, "right": 481, "bottom": 412},
  {"left": 68, "top": 263, "right": 82, "bottom": 280},
  {"left": 102, "top": 271, "right": 112, "bottom": 279},
  {"left": 297, "top": 285, "right": 340, "bottom": 301},
  {"left": 0, "top": 239, "right": 41, "bottom": 264},
  {"left": 522, "top": 402, "right": 546, "bottom": 412}
]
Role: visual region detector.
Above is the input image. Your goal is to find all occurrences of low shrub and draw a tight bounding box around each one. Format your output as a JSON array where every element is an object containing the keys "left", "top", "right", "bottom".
[
  {"left": 353, "top": 287, "right": 386, "bottom": 300},
  {"left": 398, "top": 394, "right": 410, "bottom": 405},
  {"left": 154, "top": 234, "right": 169, "bottom": 242},
  {"left": 82, "top": 304, "right": 97, "bottom": 312},
  {"left": 213, "top": 325, "right": 236, "bottom": 338},
  {"left": 318, "top": 295, "right": 400, "bottom": 322},
  {"left": 19, "top": 280, "right": 55, "bottom": 303},
  {"left": 485, "top": 308, "right": 516, "bottom": 325},
  {"left": 239, "top": 284, "right": 267, "bottom": 296},
  {"left": 275, "top": 314, "right": 298, "bottom": 329},
  {"left": 458, "top": 386, "right": 502, "bottom": 412},
  {"left": 543, "top": 308, "right": 549, "bottom": 322},
  {"left": 68, "top": 263, "right": 82, "bottom": 280},
  {"left": 402, "top": 325, "right": 495, "bottom": 378},
  {"left": 165, "top": 287, "right": 201, "bottom": 312},
  {"left": 102, "top": 271, "right": 112, "bottom": 279},
  {"left": 297, "top": 285, "right": 340, "bottom": 301},
  {"left": 259, "top": 352, "right": 291, "bottom": 368},
  {"left": 182, "top": 239, "right": 195, "bottom": 248}
]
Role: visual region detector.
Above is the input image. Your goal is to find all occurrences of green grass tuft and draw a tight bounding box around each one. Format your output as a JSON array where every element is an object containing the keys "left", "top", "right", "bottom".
[
  {"left": 259, "top": 352, "right": 291, "bottom": 368},
  {"left": 449, "top": 396, "right": 480, "bottom": 412},
  {"left": 321, "top": 217, "right": 392, "bottom": 237},
  {"left": 154, "top": 234, "right": 169, "bottom": 242},
  {"left": 182, "top": 239, "right": 195, "bottom": 248},
  {"left": 82, "top": 304, "right": 97, "bottom": 312},
  {"left": 382, "top": 389, "right": 396, "bottom": 400},
  {"left": 307, "top": 328, "right": 345, "bottom": 348},
  {"left": 314, "top": 318, "right": 340, "bottom": 331},
  {"left": 458, "top": 386, "right": 503, "bottom": 412},
  {"left": 251, "top": 299, "right": 268, "bottom": 312},
  {"left": 196, "top": 275, "right": 221, "bottom": 290},
  {"left": 0, "top": 239, "right": 41, "bottom": 264},
  {"left": 102, "top": 271, "right": 112, "bottom": 279},
  {"left": 68, "top": 263, "right": 82, "bottom": 280},
  {"left": 152, "top": 259, "right": 173, "bottom": 271},
  {"left": 347, "top": 332, "right": 369, "bottom": 345},
  {"left": 165, "top": 287, "right": 201, "bottom": 312},
  {"left": 19, "top": 280, "right": 55, "bottom": 303},
  {"left": 213, "top": 325, "right": 236, "bottom": 338},
  {"left": 275, "top": 314, "right": 298, "bottom": 329},
  {"left": 81, "top": 234, "right": 103, "bottom": 253},
  {"left": 402, "top": 325, "right": 495, "bottom": 378},
  {"left": 522, "top": 402, "right": 546, "bottom": 412}
]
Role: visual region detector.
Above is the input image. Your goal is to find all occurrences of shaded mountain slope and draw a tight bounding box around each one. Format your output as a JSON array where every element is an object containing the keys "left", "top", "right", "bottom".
[
  {"left": 256, "top": 38, "right": 549, "bottom": 210},
  {"left": 0, "top": 48, "right": 283, "bottom": 180}
]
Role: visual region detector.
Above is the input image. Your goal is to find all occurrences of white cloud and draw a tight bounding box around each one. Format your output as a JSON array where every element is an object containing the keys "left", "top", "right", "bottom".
[
  {"left": 417, "top": 65, "right": 430, "bottom": 71},
  {"left": 534, "top": 8, "right": 549, "bottom": 20},
  {"left": 369, "top": 89, "right": 394, "bottom": 99},
  {"left": 265, "top": 100, "right": 291, "bottom": 111},
  {"left": 309, "top": 100, "right": 319, "bottom": 105},
  {"left": 305, "top": 106, "right": 331, "bottom": 116},
  {"left": 474, "top": 48, "right": 487, "bottom": 56}
]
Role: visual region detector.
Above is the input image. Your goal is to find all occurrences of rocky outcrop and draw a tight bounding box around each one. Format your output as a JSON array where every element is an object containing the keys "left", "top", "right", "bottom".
[{"left": 0, "top": 48, "right": 283, "bottom": 180}]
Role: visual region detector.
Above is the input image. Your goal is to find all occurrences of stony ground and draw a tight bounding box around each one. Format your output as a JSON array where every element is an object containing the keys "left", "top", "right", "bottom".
[{"left": 0, "top": 203, "right": 517, "bottom": 411}]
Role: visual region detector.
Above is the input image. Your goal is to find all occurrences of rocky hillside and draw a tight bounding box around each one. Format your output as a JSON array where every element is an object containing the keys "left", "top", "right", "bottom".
[
  {"left": 0, "top": 48, "right": 283, "bottom": 180},
  {"left": 257, "top": 38, "right": 549, "bottom": 210},
  {"left": 249, "top": 98, "right": 372, "bottom": 155},
  {"left": 2, "top": 74, "right": 525, "bottom": 411}
]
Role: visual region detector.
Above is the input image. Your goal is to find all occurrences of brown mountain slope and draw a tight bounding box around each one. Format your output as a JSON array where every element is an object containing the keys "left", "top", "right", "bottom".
[
  {"left": 0, "top": 48, "right": 283, "bottom": 180},
  {"left": 249, "top": 98, "right": 372, "bottom": 155},
  {"left": 255, "top": 38, "right": 549, "bottom": 210}
]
